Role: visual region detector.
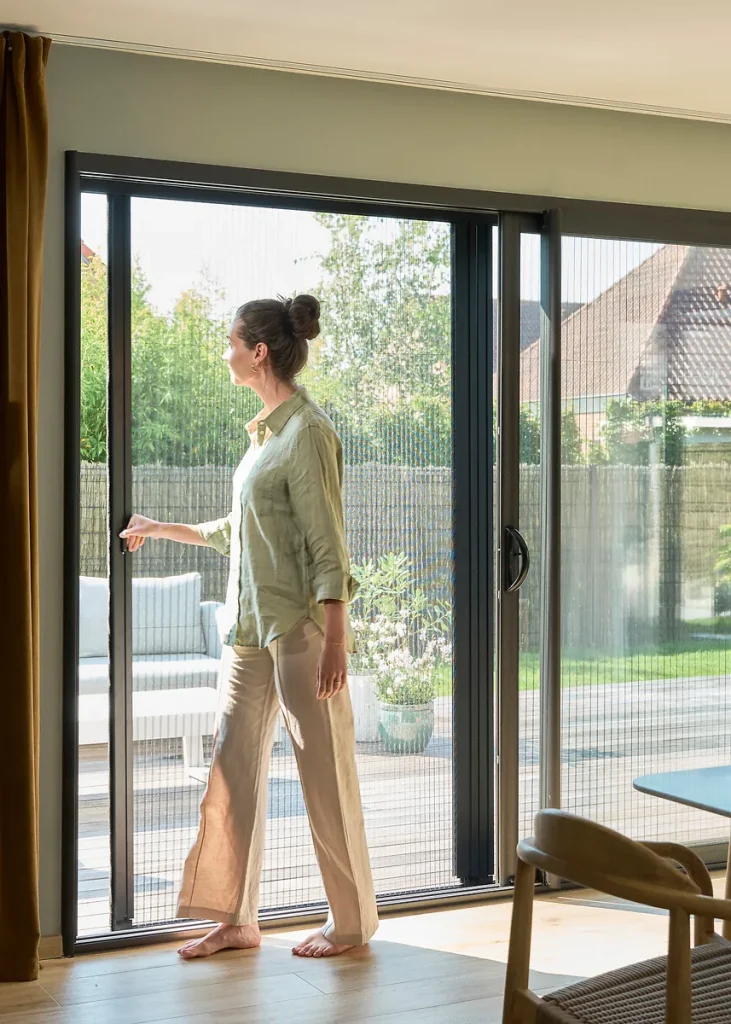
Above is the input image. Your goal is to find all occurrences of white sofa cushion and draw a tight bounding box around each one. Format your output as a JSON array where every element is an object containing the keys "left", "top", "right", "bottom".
[
  {"left": 78, "top": 654, "right": 221, "bottom": 696},
  {"left": 132, "top": 572, "right": 205, "bottom": 656},
  {"left": 79, "top": 572, "right": 209, "bottom": 657},
  {"left": 79, "top": 576, "right": 109, "bottom": 658}
]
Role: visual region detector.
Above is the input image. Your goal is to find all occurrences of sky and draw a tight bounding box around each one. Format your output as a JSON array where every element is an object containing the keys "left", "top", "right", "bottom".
[{"left": 81, "top": 193, "right": 661, "bottom": 318}]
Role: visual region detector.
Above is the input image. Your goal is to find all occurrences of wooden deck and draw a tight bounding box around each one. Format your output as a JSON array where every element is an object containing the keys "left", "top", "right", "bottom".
[
  {"left": 78, "top": 679, "right": 731, "bottom": 936},
  {"left": 78, "top": 700, "right": 455, "bottom": 934}
]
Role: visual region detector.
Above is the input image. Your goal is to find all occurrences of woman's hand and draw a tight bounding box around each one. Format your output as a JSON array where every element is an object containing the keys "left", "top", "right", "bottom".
[
  {"left": 317, "top": 643, "right": 348, "bottom": 700},
  {"left": 119, "top": 514, "right": 162, "bottom": 552}
]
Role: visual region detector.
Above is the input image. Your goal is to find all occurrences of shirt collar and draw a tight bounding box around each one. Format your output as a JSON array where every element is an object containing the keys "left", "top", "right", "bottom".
[
  {"left": 244, "top": 385, "right": 307, "bottom": 442},
  {"left": 257, "top": 387, "right": 309, "bottom": 437}
]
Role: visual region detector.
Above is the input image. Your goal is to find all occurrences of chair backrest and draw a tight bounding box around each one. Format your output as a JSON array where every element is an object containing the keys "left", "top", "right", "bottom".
[
  {"left": 79, "top": 572, "right": 206, "bottom": 659},
  {"left": 520, "top": 809, "right": 699, "bottom": 907},
  {"left": 79, "top": 575, "right": 109, "bottom": 658},
  {"left": 505, "top": 811, "right": 708, "bottom": 1024}
]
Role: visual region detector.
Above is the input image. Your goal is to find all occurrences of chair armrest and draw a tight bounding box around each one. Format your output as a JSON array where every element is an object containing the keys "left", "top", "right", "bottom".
[
  {"left": 642, "top": 842, "right": 713, "bottom": 895},
  {"left": 642, "top": 841, "right": 715, "bottom": 944},
  {"left": 613, "top": 882, "right": 731, "bottom": 924},
  {"left": 679, "top": 892, "right": 731, "bottom": 923},
  {"left": 200, "top": 601, "right": 223, "bottom": 660}
]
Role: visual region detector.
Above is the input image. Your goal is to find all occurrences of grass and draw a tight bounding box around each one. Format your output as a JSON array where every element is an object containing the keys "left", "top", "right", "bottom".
[{"left": 432, "top": 639, "right": 731, "bottom": 697}]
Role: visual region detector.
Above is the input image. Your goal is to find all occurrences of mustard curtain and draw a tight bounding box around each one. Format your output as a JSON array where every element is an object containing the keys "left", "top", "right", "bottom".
[{"left": 0, "top": 30, "right": 51, "bottom": 983}]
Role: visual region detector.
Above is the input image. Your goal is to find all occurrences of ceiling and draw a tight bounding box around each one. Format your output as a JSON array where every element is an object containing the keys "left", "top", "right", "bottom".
[{"left": 11, "top": 0, "right": 731, "bottom": 123}]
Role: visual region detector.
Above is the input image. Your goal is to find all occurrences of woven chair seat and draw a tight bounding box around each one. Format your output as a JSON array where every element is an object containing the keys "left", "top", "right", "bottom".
[{"left": 536, "top": 941, "right": 731, "bottom": 1024}]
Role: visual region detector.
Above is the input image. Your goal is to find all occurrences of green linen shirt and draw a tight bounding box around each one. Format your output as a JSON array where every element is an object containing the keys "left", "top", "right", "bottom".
[{"left": 197, "top": 387, "right": 358, "bottom": 650}]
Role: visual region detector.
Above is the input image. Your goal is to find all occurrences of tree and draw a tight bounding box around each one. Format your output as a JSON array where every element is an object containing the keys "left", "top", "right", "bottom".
[
  {"left": 714, "top": 524, "right": 731, "bottom": 614},
  {"left": 80, "top": 253, "right": 108, "bottom": 462},
  {"left": 80, "top": 254, "right": 258, "bottom": 466},
  {"left": 302, "top": 215, "right": 453, "bottom": 465},
  {"left": 80, "top": 216, "right": 597, "bottom": 470},
  {"left": 598, "top": 397, "right": 731, "bottom": 467},
  {"left": 130, "top": 274, "right": 256, "bottom": 467},
  {"left": 561, "top": 408, "right": 583, "bottom": 465}
]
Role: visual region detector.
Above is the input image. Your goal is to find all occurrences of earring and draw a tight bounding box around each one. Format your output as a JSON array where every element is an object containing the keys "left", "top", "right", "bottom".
[{"left": 251, "top": 363, "right": 259, "bottom": 373}]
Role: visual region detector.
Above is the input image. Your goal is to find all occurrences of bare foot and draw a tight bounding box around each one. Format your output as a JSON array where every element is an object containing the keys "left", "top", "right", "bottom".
[
  {"left": 292, "top": 929, "right": 356, "bottom": 958},
  {"left": 178, "top": 923, "right": 261, "bottom": 959}
]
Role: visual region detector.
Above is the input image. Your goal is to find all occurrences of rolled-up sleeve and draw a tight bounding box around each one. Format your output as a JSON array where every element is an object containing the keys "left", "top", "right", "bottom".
[
  {"left": 289, "top": 425, "right": 358, "bottom": 605},
  {"left": 196, "top": 514, "right": 232, "bottom": 557}
]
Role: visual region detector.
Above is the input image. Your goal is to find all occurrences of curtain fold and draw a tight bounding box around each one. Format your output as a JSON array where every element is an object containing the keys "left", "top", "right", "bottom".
[{"left": 0, "top": 30, "right": 51, "bottom": 983}]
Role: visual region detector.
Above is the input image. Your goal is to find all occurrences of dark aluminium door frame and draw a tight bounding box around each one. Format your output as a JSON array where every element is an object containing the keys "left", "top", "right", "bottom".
[
  {"left": 495, "top": 212, "right": 523, "bottom": 887},
  {"left": 64, "top": 153, "right": 508, "bottom": 954},
  {"left": 107, "top": 193, "right": 135, "bottom": 929},
  {"left": 64, "top": 151, "right": 731, "bottom": 954},
  {"left": 453, "top": 222, "right": 494, "bottom": 885}
]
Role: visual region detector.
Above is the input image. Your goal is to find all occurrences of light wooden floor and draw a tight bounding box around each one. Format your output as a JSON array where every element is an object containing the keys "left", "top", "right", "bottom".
[{"left": 5, "top": 879, "right": 725, "bottom": 1024}]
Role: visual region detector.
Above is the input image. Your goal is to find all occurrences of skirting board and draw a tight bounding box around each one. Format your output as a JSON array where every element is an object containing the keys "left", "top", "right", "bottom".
[{"left": 39, "top": 935, "right": 64, "bottom": 960}]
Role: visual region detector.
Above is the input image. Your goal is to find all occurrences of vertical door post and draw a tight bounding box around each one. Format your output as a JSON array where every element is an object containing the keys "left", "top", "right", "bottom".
[
  {"left": 539, "top": 211, "right": 562, "bottom": 859},
  {"left": 496, "top": 214, "right": 522, "bottom": 885},
  {"left": 453, "top": 222, "right": 495, "bottom": 884},
  {"left": 108, "top": 194, "right": 135, "bottom": 928}
]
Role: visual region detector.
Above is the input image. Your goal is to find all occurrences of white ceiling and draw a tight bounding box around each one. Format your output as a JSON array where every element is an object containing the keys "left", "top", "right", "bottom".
[{"left": 11, "top": 0, "right": 731, "bottom": 123}]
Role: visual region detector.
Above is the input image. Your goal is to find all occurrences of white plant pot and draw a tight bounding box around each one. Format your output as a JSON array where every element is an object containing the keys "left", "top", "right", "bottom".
[
  {"left": 275, "top": 712, "right": 286, "bottom": 746},
  {"left": 349, "top": 674, "right": 380, "bottom": 743}
]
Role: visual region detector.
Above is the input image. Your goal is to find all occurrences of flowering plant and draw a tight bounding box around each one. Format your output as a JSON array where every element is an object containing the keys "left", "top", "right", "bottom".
[{"left": 350, "top": 553, "right": 451, "bottom": 705}]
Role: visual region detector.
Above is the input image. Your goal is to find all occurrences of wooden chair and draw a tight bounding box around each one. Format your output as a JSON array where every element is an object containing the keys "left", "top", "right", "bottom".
[{"left": 503, "top": 809, "right": 731, "bottom": 1024}]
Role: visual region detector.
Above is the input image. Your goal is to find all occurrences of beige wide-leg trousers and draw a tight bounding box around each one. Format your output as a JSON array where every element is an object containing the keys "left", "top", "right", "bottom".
[{"left": 177, "top": 617, "right": 379, "bottom": 945}]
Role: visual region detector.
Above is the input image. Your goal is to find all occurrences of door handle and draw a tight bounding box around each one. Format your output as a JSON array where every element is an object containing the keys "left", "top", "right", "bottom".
[{"left": 504, "top": 525, "right": 530, "bottom": 593}]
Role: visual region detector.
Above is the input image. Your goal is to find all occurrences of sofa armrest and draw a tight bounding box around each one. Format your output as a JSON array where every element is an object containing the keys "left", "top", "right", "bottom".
[{"left": 200, "top": 601, "right": 224, "bottom": 659}]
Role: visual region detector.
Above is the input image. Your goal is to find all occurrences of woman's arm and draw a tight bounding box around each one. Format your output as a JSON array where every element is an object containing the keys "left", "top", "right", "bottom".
[
  {"left": 318, "top": 599, "right": 348, "bottom": 700},
  {"left": 323, "top": 599, "right": 347, "bottom": 645},
  {"left": 287, "top": 425, "right": 357, "bottom": 605},
  {"left": 120, "top": 514, "right": 214, "bottom": 552},
  {"left": 157, "top": 523, "right": 210, "bottom": 545},
  {"left": 287, "top": 425, "right": 355, "bottom": 699}
]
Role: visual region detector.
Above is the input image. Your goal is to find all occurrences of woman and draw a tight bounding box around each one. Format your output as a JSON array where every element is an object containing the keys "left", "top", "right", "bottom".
[{"left": 120, "top": 295, "right": 378, "bottom": 960}]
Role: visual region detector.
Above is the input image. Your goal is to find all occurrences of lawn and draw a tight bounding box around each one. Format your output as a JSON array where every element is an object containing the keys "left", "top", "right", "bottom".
[{"left": 433, "top": 639, "right": 731, "bottom": 696}]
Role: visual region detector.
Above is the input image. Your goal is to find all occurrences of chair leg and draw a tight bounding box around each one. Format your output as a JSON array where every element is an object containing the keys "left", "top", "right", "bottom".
[
  {"left": 503, "top": 856, "right": 537, "bottom": 1024},
  {"left": 724, "top": 826, "right": 731, "bottom": 941},
  {"left": 666, "top": 909, "right": 692, "bottom": 1024}
]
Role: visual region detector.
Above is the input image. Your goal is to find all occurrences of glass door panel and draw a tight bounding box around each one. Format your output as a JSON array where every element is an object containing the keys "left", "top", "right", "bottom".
[
  {"left": 125, "top": 200, "right": 457, "bottom": 926},
  {"left": 516, "top": 234, "right": 543, "bottom": 840},
  {"left": 77, "top": 193, "right": 112, "bottom": 935},
  {"left": 558, "top": 238, "right": 731, "bottom": 845},
  {"left": 75, "top": 182, "right": 503, "bottom": 941}
]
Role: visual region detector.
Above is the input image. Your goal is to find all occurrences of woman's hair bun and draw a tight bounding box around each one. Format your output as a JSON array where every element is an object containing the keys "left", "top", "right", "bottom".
[
  {"left": 284, "top": 294, "right": 320, "bottom": 342},
  {"left": 234, "top": 293, "right": 321, "bottom": 382}
]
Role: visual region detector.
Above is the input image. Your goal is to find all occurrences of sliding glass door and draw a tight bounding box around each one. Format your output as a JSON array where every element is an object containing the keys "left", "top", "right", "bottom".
[
  {"left": 70, "top": 158, "right": 731, "bottom": 950},
  {"left": 75, "top": 186, "right": 497, "bottom": 935},
  {"left": 554, "top": 237, "right": 731, "bottom": 847},
  {"left": 127, "top": 198, "right": 460, "bottom": 927}
]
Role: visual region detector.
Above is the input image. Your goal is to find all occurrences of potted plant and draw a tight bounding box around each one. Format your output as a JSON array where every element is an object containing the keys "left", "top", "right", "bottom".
[
  {"left": 348, "top": 558, "right": 396, "bottom": 743},
  {"left": 350, "top": 554, "right": 451, "bottom": 754},
  {"left": 373, "top": 636, "right": 442, "bottom": 755}
]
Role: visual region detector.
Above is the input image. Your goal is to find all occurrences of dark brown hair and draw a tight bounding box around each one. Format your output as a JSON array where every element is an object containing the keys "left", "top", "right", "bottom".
[{"left": 234, "top": 294, "right": 320, "bottom": 382}]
